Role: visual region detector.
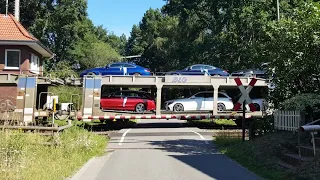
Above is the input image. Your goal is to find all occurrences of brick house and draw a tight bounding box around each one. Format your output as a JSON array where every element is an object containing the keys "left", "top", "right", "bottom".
[{"left": 0, "top": 13, "right": 54, "bottom": 112}]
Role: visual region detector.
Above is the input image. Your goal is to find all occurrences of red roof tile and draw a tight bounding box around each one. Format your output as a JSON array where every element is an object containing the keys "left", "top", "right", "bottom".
[{"left": 0, "top": 14, "right": 37, "bottom": 41}]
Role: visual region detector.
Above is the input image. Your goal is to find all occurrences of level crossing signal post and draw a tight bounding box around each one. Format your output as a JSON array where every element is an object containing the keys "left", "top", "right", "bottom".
[{"left": 233, "top": 77, "right": 257, "bottom": 141}]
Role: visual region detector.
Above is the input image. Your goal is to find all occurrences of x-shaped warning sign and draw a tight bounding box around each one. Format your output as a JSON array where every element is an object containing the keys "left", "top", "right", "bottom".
[{"left": 234, "top": 78, "right": 257, "bottom": 112}]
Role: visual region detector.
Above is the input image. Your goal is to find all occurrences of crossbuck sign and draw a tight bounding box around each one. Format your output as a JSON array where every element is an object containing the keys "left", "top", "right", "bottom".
[{"left": 234, "top": 78, "right": 257, "bottom": 112}]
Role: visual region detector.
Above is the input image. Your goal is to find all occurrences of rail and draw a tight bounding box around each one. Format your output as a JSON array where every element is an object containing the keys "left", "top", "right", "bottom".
[{"left": 0, "top": 120, "right": 73, "bottom": 132}]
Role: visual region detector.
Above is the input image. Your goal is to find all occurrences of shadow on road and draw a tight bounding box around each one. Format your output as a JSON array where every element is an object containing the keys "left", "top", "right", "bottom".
[
  {"left": 148, "top": 139, "right": 260, "bottom": 180},
  {"left": 82, "top": 121, "right": 241, "bottom": 131},
  {"left": 149, "top": 139, "right": 217, "bottom": 155}
]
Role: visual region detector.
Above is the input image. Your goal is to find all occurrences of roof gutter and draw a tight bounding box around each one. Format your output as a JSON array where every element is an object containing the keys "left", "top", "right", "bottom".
[
  {"left": 0, "top": 40, "right": 54, "bottom": 57},
  {"left": 35, "top": 40, "right": 54, "bottom": 56}
]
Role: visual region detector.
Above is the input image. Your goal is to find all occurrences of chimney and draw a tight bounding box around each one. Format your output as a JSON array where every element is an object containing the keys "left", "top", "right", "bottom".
[{"left": 14, "top": 0, "right": 20, "bottom": 21}]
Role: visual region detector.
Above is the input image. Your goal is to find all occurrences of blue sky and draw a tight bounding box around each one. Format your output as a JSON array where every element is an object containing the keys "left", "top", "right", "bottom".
[{"left": 88, "top": 0, "right": 166, "bottom": 38}]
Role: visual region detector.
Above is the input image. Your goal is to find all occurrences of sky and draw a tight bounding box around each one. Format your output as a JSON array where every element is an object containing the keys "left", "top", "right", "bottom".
[{"left": 88, "top": 0, "right": 166, "bottom": 38}]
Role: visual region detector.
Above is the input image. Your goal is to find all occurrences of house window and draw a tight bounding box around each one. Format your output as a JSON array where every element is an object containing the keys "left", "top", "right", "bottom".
[
  {"left": 5, "top": 49, "right": 20, "bottom": 69},
  {"left": 30, "top": 54, "right": 40, "bottom": 73}
]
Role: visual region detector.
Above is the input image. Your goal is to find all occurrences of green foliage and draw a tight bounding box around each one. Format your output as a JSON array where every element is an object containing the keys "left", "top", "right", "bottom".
[
  {"left": 0, "top": 0, "right": 126, "bottom": 73},
  {"left": 49, "top": 86, "right": 82, "bottom": 105},
  {"left": 267, "top": 2, "right": 320, "bottom": 106},
  {"left": 250, "top": 116, "right": 274, "bottom": 137},
  {"left": 280, "top": 93, "right": 320, "bottom": 121},
  {"left": 71, "top": 33, "right": 121, "bottom": 70},
  {"left": 93, "top": 25, "right": 127, "bottom": 55},
  {"left": 0, "top": 127, "right": 107, "bottom": 180},
  {"left": 124, "top": 0, "right": 320, "bottom": 106},
  {"left": 45, "top": 61, "right": 78, "bottom": 79},
  {"left": 281, "top": 93, "right": 320, "bottom": 111},
  {"left": 126, "top": 9, "right": 180, "bottom": 71}
]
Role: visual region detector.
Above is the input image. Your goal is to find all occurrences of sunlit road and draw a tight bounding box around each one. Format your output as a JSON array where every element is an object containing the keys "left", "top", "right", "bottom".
[{"left": 74, "top": 119, "right": 261, "bottom": 180}]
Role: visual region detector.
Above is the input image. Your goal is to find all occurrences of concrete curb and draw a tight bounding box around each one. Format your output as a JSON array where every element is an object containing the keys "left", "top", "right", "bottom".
[{"left": 69, "top": 150, "right": 114, "bottom": 180}]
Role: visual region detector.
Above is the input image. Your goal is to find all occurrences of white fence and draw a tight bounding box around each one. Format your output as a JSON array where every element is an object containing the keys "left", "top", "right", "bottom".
[{"left": 274, "top": 110, "right": 302, "bottom": 131}]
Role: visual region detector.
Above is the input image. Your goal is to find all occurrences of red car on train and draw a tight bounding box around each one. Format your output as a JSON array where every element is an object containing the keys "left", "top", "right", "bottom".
[{"left": 100, "top": 90, "right": 156, "bottom": 113}]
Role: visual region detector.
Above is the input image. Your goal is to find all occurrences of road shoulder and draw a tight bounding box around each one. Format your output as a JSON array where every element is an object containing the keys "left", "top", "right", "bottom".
[{"left": 69, "top": 150, "right": 114, "bottom": 180}]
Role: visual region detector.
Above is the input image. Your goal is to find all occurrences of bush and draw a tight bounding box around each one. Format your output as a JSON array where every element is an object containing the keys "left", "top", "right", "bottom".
[
  {"left": 250, "top": 115, "right": 274, "bottom": 138},
  {"left": 281, "top": 93, "right": 320, "bottom": 111},
  {"left": 281, "top": 93, "right": 320, "bottom": 121},
  {"left": 0, "top": 127, "right": 107, "bottom": 180}
]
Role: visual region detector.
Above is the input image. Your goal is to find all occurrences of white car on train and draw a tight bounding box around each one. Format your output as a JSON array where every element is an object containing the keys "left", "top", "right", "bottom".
[
  {"left": 165, "top": 91, "right": 234, "bottom": 112},
  {"left": 242, "top": 98, "right": 267, "bottom": 112}
]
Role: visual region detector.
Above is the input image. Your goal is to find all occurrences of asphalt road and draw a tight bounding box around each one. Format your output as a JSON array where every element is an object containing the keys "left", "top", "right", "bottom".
[{"left": 74, "top": 119, "right": 261, "bottom": 180}]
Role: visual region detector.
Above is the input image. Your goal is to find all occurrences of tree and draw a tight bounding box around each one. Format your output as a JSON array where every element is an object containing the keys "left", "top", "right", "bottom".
[
  {"left": 125, "top": 9, "right": 181, "bottom": 71},
  {"left": 126, "top": 24, "right": 145, "bottom": 56},
  {"left": 71, "top": 33, "right": 121, "bottom": 71},
  {"left": 266, "top": 1, "right": 320, "bottom": 106}
]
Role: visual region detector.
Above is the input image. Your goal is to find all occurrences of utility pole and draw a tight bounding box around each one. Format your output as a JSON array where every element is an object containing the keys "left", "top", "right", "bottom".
[{"left": 276, "top": 0, "right": 280, "bottom": 21}]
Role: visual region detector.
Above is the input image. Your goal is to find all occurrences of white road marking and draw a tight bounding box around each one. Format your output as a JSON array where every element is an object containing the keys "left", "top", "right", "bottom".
[
  {"left": 119, "top": 129, "right": 131, "bottom": 145},
  {"left": 187, "top": 128, "right": 209, "bottom": 144}
]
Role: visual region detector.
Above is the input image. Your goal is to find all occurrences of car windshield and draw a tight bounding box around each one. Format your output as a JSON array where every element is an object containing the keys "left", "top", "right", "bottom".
[
  {"left": 191, "top": 65, "right": 203, "bottom": 70},
  {"left": 184, "top": 66, "right": 191, "bottom": 70},
  {"left": 190, "top": 92, "right": 206, "bottom": 98},
  {"left": 204, "top": 65, "right": 216, "bottom": 70},
  {"left": 108, "top": 63, "right": 123, "bottom": 68}
]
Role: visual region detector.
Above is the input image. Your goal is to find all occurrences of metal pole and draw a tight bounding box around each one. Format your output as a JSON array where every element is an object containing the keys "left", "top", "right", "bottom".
[
  {"left": 298, "top": 127, "right": 301, "bottom": 159},
  {"left": 5, "top": 0, "right": 8, "bottom": 16},
  {"left": 242, "top": 101, "right": 246, "bottom": 141},
  {"left": 52, "top": 98, "right": 56, "bottom": 127},
  {"left": 312, "top": 132, "right": 316, "bottom": 156},
  {"left": 276, "top": 0, "right": 280, "bottom": 21}
]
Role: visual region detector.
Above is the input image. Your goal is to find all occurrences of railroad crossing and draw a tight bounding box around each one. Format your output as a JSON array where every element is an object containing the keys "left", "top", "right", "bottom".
[{"left": 0, "top": 74, "right": 268, "bottom": 124}]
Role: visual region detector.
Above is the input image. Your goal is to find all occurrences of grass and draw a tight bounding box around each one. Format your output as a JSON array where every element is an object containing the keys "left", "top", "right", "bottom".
[
  {"left": 0, "top": 127, "right": 108, "bottom": 180},
  {"left": 214, "top": 131, "right": 298, "bottom": 180},
  {"left": 187, "top": 119, "right": 237, "bottom": 127}
]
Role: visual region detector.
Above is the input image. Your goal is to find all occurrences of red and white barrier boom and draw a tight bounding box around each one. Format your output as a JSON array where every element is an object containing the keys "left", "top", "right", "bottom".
[
  {"left": 234, "top": 77, "right": 257, "bottom": 112},
  {"left": 77, "top": 114, "right": 252, "bottom": 120}
]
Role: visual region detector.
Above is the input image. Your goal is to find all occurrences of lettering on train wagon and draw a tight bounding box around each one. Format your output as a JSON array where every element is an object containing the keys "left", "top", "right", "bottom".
[{"left": 172, "top": 77, "right": 188, "bottom": 83}]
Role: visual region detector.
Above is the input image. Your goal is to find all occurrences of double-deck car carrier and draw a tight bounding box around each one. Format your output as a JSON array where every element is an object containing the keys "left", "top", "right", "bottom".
[
  {"left": 4, "top": 74, "right": 269, "bottom": 124},
  {"left": 69, "top": 75, "right": 268, "bottom": 121}
]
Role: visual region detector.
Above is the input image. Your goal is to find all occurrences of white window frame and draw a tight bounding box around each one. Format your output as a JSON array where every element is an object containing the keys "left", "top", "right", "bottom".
[
  {"left": 30, "top": 53, "right": 40, "bottom": 74},
  {"left": 5, "top": 49, "right": 20, "bottom": 70}
]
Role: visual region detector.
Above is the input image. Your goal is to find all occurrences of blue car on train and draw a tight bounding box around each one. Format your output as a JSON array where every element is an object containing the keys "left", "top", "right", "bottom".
[
  {"left": 167, "top": 64, "right": 229, "bottom": 76},
  {"left": 80, "top": 62, "right": 152, "bottom": 77}
]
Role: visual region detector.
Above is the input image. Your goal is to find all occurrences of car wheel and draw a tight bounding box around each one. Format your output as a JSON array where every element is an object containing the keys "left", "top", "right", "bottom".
[
  {"left": 135, "top": 103, "right": 145, "bottom": 113},
  {"left": 217, "top": 103, "right": 226, "bottom": 111},
  {"left": 254, "top": 103, "right": 260, "bottom": 111},
  {"left": 173, "top": 103, "right": 184, "bottom": 112},
  {"left": 133, "top": 73, "right": 141, "bottom": 76}
]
